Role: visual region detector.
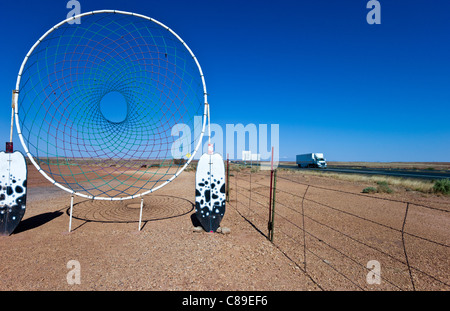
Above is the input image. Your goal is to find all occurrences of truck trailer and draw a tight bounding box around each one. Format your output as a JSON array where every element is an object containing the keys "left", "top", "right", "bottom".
[{"left": 296, "top": 153, "right": 327, "bottom": 168}]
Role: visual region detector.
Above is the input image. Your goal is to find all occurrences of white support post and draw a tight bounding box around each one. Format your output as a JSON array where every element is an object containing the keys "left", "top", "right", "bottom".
[
  {"left": 138, "top": 198, "right": 144, "bottom": 231},
  {"left": 68, "top": 195, "right": 74, "bottom": 232},
  {"left": 10, "top": 90, "right": 16, "bottom": 143}
]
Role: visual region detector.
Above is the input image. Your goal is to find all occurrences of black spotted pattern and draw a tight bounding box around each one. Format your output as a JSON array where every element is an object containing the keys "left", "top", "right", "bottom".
[
  {"left": 195, "top": 165, "right": 226, "bottom": 232},
  {"left": 0, "top": 152, "right": 28, "bottom": 236}
]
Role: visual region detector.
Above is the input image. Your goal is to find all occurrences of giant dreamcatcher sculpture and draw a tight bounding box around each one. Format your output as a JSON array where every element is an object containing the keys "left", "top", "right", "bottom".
[{"left": 0, "top": 10, "right": 226, "bottom": 234}]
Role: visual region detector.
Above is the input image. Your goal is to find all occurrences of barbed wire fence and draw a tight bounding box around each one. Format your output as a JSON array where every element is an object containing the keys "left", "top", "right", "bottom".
[{"left": 226, "top": 161, "right": 449, "bottom": 291}]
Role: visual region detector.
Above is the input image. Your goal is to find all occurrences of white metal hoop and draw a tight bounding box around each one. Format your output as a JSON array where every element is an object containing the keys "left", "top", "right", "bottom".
[{"left": 14, "top": 10, "right": 208, "bottom": 201}]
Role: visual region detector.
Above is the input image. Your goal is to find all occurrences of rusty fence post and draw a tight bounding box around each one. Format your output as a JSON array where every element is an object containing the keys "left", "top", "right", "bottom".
[
  {"left": 267, "top": 147, "right": 276, "bottom": 241},
  {"left": 226, "top": 154, "right": 230, "bottom": 202},
  {"left": 269, "top": 169, "right": 277, "bottom": 242},
  {"left": 268, "top": 168, "right": 274, "bottom": 239}
]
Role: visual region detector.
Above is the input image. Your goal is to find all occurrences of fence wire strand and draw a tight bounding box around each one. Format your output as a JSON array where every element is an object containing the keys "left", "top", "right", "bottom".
[{"left": 227, "top": 164, "right": 449, "bottom": 291}]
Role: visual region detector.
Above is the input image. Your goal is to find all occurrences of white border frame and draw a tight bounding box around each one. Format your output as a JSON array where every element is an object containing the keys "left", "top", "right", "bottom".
[{"left": 14, "top": 10, "right": 208, "bottom": 201}]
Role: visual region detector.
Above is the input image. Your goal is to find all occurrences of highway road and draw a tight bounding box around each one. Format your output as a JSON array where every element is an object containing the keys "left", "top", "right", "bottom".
[{"left": 276, "top": 164, "right": 450, "bottom": 180}]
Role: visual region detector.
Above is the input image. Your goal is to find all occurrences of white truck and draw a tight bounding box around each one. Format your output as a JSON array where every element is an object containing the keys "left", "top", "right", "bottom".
[{"left": 296, "top": 153, "right": 327, "bottom": 168}]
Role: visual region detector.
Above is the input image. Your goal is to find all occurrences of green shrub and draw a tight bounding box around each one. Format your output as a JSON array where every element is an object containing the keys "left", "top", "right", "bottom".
[
  {"left": 433, "top": 179, "right": 450, "bottom": 195},
  {"left": 376, "top": 181, "right": 393, "bottom": 193},
  {"left": 250, "top": 167, "right": 260, "bottom": 173},
  {"left": 363, "top": 181, "right": 393, "bottom": 194},
  {"left": 230, "top": 166, "right": 242, "bottom": 172},
  {"left": 362, "top": 187, "right": 377, "bottom": 194},
  {"left": 173, "top": 158, "right": 185, "bottom": 165}
]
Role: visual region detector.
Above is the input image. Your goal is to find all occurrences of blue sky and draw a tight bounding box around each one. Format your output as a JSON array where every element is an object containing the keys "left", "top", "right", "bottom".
[{"left": 1, "top": 0, "right": 449, "bottom": 162}]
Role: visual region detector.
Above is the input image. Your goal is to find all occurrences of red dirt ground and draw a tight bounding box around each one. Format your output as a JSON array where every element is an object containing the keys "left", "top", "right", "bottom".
[{"left": 0, "top": 165, "right": 448, "bottom": 291}]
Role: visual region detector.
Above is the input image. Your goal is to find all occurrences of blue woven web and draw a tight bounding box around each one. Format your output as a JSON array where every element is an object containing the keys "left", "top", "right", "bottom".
[{"left": 17, "top": 12, "right": 205, "bottom": 198}]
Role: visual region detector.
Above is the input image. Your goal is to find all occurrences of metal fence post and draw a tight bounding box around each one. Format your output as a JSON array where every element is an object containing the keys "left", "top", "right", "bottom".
[
  {"left": 267, "top": 147, "right": 275, "bottom": 241},
  {"left": 402, "top": 202, "right": 416, "bottom": 290},
  {"left": 301, "top": 185, "right": 310, "bottom": 271},
  {"left": 226, "top": 154, "right": 230, "bottom": 202},
  {"left": 268, "top": 168, "right": 274, "bottom": 238},
  {"left": 270, "top": 169, "right": 277, "bottom": 242}
]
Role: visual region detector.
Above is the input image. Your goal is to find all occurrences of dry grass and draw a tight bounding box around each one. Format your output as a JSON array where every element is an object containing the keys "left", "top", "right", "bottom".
[
  {"left": 281, "top": 168, "right": 435, "bottom": 193},
  {"left": 327, "top": 161, "right": 450, "bottom": 171}
]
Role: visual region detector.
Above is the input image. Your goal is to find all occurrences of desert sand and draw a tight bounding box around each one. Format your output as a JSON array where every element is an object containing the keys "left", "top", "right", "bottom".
[{"left": 0, "top": 165, "right": 448, "bottom": 291}]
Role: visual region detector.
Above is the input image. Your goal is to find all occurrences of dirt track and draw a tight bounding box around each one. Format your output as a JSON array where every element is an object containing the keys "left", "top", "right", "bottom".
[{"left": 0, "top": 166, "right": 448, "bottom": 291}]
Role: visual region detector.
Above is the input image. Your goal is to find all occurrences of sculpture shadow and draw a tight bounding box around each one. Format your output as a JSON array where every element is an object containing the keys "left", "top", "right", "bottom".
[
  {"left": 14, "top": 211, "right": 63, "bottom": 234},
  {"left": 190, "top": 212, "right": 202, "bottom": 227},
  {"left": 66, "top": 195, "right": 195, "bottom": 232}
]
